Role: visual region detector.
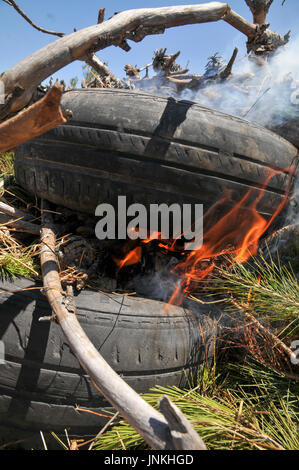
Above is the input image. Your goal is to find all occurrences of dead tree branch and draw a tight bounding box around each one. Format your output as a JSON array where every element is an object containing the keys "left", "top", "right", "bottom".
[
  {"left": 97, "top": 8, "right": 105, "bottom": 24},
  {"left": 245, "top": 0, "right": 274, "bottom": 25},
  {"left": 0, "top": 83, "right": 69, "bottom": 153},
  {"left": 124, "top": 64, "right": 141, "bottom": 79},
  {"left": 0, "top": 201, "right": 40, "bottom": 234},
  {"left": 82, "top": 53, "right": 125, "bottom": 88},
  {"left": 163, "top": 51, "right": 181, "bottom": 76},
  {"left": 0, "top": 212, "right": 40, "bottom": 235},
  {"left": 3, "top": 0, "right": 65, "bottom": 37},
  {"left": 224, "top": 5, "right": 289, "bottom": 54},
  {"left": 0, "top": 201, "right": 33, "bottom": 221},
  {"left": 219, "top": 47, "right": 238, "bottom": 79},
  {"left": 159, "top": 396, "right": 207, "bottom": 450},
  {"left": 1, "top": 2, "right": 289, "bottom": 120},
  {"left": 40, "top": 201, "right": 206, "bottom": 450}
]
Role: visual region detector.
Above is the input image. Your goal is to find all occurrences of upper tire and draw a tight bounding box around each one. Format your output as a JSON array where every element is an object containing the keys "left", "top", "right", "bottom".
[{"left": 14, "top": 89, "right": 298, "bottom": 217}]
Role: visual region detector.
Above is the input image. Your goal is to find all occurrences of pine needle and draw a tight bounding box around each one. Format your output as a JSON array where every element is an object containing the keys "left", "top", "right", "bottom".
[{"left": 94, "top": 358, "right": 298, "bottom": 451}]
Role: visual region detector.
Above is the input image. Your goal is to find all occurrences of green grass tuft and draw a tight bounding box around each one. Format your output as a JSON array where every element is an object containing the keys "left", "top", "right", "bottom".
[{"left": 0, "top": 152, "right": 14, "bottom": 181}]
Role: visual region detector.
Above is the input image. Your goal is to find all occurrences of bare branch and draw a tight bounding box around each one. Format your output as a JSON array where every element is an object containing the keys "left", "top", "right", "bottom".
[
  {"left": 3, "top": 0, "right": 65, "bottom": 37},
  {"left": 0, "top": 212, "right": 40, "bottom": 235},
  {"left": 159, "top": 396, "right": 207, "bottom": 450},
  {"left": 97, "top": 8, "right": 105, "bottom": 24},
  {"left": 0, "top": 83, "right": 69, "bottom": 153},
  {"left": 0, "top": 3, "right": 290, "bottom": 120},
  {"left": 82, "top": 53, "right": 125, "bottom": 88},
  {"left": 223, "top": 6, "right": 257, "bottom": 37},
  {"left": 245, "top": 0, "right": 274, "bottom": 25},
  {"left": 0, "top": 201, "right": 33, "bottom": 221},
  {"left": 219, "top": 47, "right": 238, "bottom": 79},
  {"left": 0, "top": 3, "right": 231, "bottom": 118}
]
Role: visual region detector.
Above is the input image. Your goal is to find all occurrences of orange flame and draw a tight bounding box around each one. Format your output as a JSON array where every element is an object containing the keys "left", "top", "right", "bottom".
[
  {"left": 113, "top": 168, "right": 293, "bottom": 308},
  {"left": 113, "top": 246, "right": 142, "bottom": 270},
  {"left": 167, "top": 169, "right": 292, "bottom": 308}
]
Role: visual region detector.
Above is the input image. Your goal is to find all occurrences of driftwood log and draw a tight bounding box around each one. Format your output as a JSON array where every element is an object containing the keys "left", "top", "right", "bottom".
[{"left": 0, "top": 2, "right": 290, "bottom": 121}]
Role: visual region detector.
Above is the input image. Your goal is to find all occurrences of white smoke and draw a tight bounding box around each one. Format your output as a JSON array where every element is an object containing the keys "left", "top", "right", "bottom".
[
  {"left": 131, "top": 37, "right": 299, "bottom": 128},
  {"left": 183, "top": 37, "right": 299, "bottom": 127}
]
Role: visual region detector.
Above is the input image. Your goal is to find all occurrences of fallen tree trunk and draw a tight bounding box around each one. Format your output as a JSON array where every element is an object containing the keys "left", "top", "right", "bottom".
[
  {"left": 0, "top": 83, "right": 69, "bottom": 153},
  {"left": 0, "top": 2, "right": 288, "bottom": 120}
]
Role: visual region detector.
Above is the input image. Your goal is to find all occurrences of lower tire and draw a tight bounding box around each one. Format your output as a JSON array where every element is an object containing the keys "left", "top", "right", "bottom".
[{"left": 0, "top": 277, "right": 218, "bottom": 445}]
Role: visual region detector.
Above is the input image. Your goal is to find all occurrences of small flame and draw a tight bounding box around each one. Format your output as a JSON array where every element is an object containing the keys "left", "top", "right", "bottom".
[{"left": 113, "top": 246, "right": 142, "bottom": 270}]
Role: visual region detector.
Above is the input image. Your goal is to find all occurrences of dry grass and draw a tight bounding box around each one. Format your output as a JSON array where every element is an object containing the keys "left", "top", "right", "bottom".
[{"left": 0, "top": 227, "right": 40, "bottom": 281}]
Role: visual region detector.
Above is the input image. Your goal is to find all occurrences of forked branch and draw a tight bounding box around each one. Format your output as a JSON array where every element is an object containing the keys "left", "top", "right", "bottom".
[{"left": 0, "top": 2, "right": 290, "bottom": 121}]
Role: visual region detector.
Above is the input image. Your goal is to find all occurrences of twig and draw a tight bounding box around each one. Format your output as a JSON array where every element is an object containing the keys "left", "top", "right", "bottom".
[
  {"left": 0, "top": 201, "right": 33, "bottom": 221},
  {"left": 0, "top": 212, "right": 40, "bottom": 235},
  {"left": 40, "top": 431, "right": 48, "bottom": 450},
  {"left": 82, "top": 53, "right": 125, "bottom": 89},
  {"left": 88, "top": 411, "right": 120, "bottom": 450},
  {"left": 97, "top": 8, "right": 105, "bottom": 24},
  {"left": 219, "top": 47, "right": 238, "bottom": 79},
  {"left": 243, "top": 87, "right": 271, "bottom": 117},
  {"left": 3, "top": 0, "right": 64, "bottom": 37},
  {"left": 139, "top": 62, "right": 153, "bottom": 72},
  {"left": 231, "top": 299, "right": 297, "bottom": 362}
]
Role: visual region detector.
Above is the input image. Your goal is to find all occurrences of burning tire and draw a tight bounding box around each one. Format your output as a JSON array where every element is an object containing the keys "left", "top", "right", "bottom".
[
  {"left": 0, "top": 277, "right": 217, "bottom": 442},
  {"left": 14, "top": 89, "right": 298, "bottom": 218}
]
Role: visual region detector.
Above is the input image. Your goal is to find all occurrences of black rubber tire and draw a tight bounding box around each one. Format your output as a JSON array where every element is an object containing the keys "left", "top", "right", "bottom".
[
  {"left": 0, "top": 277, "right": 217, "bottom": 443},
  {"left": 14, "top": 89, "right": 298, "bottom": 217},
  {"left": 269, "top": 120, "right": 299, "bottom": 151}
]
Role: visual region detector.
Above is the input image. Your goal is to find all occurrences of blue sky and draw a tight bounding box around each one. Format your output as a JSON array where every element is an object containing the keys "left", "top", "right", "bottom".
[{"left": 0, "top": 0, "right": 298, "bottom": 85}]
